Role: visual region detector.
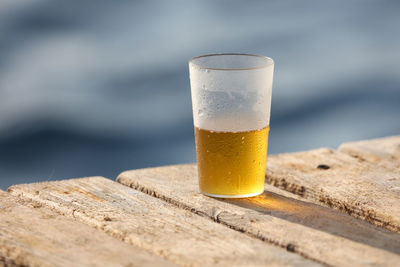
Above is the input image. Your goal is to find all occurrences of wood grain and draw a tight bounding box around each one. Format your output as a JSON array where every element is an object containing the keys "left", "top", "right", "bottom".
[
  {"left": 7, "top": 178, "right": 319, "bottom": 267},
  {"left": 0, "top": 190, "right": 174, "bottom": 267},
  {"left": 266, "top": 147, "right": 400, "bottom": 233},
  {"left": 117, "top": 164, "right": 400, "bottom": 267},
  {"left": 339, "top": 136, "right": 400, "bottom": 168}
]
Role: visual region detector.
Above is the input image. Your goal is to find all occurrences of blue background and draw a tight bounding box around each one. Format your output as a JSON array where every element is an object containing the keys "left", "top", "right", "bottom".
[{"left": 0, "top": 0, "right": 399, "bottom": 189}]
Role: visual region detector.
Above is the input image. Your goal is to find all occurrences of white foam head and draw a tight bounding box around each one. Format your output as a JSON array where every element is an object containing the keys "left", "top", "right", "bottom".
[{"left": 189, "top": 53, "right": 274, "bottom": 132}]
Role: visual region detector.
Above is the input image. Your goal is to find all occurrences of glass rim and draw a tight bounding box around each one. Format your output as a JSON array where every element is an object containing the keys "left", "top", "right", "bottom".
[{"left": 189, "top": 53, "right": 274, "bottom": 71}]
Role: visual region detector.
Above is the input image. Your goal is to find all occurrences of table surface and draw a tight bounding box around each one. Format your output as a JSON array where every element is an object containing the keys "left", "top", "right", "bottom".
[{"left": 1, "top": 136, "right": 400, "bottom": 267}]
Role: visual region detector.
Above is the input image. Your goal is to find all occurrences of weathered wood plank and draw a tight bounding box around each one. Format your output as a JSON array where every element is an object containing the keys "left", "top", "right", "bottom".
[
  {"left": 0, "top": 190, "right": 174, "bottom": 267},
  {"left": 117, "top": 164, "right": 400, "bottom": 267},
  {"left": 339, "top": 136, "right": 400, "bottom": 167},
  {"left": 7, "top": 178, "right": 319, "bottom": 267},
  {"left": 265, "top": 148, "right": 400, "bottom": 233}
]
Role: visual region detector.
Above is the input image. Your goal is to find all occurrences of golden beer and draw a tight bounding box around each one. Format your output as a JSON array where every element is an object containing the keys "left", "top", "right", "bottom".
[{"left": 195, "top": 126, "right": 269, "bottom": 197}]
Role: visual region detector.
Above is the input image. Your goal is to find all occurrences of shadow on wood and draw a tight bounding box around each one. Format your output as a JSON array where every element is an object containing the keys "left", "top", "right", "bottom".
[
  {"left": 266, "top": 142, "right": 400, "bottom": 233},
  {"left": 220, "top": 190, "right": 400, "bottom": 255},
  {"left": 118, "top": 164, "right": 400, "bottom": 266}
]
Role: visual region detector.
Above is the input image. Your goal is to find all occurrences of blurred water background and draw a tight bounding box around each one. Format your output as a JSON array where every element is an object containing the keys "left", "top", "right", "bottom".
[{"left": 0, "top": 0, "right": 399, "bottom": 189}]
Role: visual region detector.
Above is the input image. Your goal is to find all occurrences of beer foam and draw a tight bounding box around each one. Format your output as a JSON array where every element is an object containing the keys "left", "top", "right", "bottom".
[{"left": 189, "top": 63, "right": 273, "bottom": 132}]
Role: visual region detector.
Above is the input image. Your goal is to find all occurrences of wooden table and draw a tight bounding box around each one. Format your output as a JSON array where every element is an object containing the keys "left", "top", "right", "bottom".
[{"left": 1, "top": 136, "right": 399, "bottom": 266}]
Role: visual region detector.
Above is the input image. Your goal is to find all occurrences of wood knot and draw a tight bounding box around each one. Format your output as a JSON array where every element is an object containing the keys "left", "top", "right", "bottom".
[
  {"left": 103, "top": 216, "right": 112, "bottom": 221},
  {"left": 286, "top": 243, "right": 296, "bottom": 252},
  {"left": 317, "top": 164, "right": 330, "bottom": 170}
]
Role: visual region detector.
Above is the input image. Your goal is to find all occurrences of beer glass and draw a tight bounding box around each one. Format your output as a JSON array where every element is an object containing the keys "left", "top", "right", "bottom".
[{"left": 189, "top": 53, "right": 274, "bottom": 198}]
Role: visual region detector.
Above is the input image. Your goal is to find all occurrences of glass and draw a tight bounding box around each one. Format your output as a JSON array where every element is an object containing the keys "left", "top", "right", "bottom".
[{"left": 189, "top": 53, "right": 274, "bottom": 198}]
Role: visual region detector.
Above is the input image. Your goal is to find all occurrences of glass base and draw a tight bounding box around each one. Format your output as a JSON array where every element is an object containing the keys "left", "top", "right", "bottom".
[{"left": 201, "top": 190, "right": 264, "bottom": 199}]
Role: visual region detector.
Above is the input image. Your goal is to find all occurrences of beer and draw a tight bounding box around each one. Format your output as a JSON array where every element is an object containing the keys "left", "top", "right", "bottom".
[{"left": 195, "top": 126, "right": 269, "bottom": 197}]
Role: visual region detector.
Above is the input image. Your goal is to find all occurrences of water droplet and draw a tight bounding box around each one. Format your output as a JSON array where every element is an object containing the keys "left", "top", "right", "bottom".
[
  {"left": 205, "top": 69, "right": 209, "bottom": 73},
  {"left": 198, "top": 109, "right": 204, "bottom": 116},
  {"left": 207, "top": 135, "right": 210, "bottom": 138},
  {"left": 241, "top": 136, "right": 245, "bottom": 140},
  {"left": 206, "top": 150, "right": 209, "bottom": 153}
]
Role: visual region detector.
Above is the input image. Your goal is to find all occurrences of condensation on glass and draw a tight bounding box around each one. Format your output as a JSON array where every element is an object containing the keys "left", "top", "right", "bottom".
[{"left": 189, "top": 53, "right": 274, "bottom": 198}]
